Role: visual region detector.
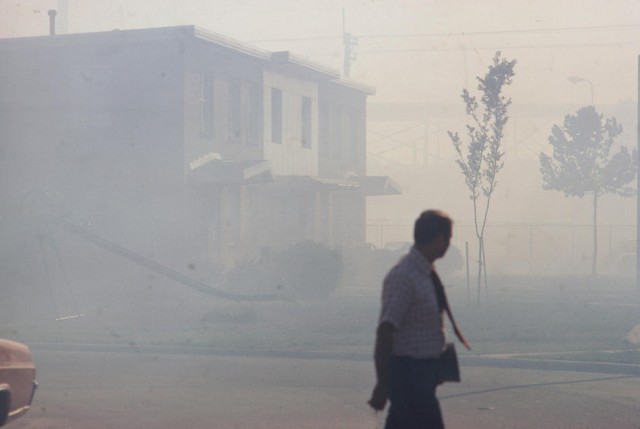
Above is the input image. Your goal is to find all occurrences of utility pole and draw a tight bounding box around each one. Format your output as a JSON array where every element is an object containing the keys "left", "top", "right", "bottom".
[{"left": 342, "top": 9, "right": 357, "bottom": 78}]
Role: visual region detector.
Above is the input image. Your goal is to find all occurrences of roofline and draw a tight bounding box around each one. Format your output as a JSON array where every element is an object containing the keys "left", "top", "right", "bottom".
[
  {"left": 192, "top": 26, "right": 272, "bottom": 61},
  {"left": 0, "top": 25, "right": 192, "bottom": 46},
  {"left": 0, "top": 25, "right": 203, "bottom": 52},
  {"left": 271, "top": 51, "right": 340, "bottom": 80},
  {"left": 0, "top": 24, "right": 375, "bottom": 94},
  {"left": 331, "top": 77, "right": 376, "bottom": 95}
]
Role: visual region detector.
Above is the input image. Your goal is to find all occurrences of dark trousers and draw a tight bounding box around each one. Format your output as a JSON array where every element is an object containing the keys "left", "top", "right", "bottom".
[{"left": 385, "top": 355, "right": 444, "bottom": 429}]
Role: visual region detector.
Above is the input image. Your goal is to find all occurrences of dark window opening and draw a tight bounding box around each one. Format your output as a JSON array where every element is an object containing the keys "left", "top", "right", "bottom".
[
  {"left": 271, "top": 88, "right": 283, "bottom": 144},
  {"left": 301, "top": 96, "right": 312, "bottom": 148},
  {"left": 230, "top": 79, "right": 242, "bottom": 142},
  {"left": 200, "top": 71, "right": 214, "bottom": 136},
  {"left": 331, "top": 107, "right": 342, "bottom": 159},
  {"left": 348, "top": 111, "right": 358, "bottom": 161},
  {"left": 247, "top": 83, "right": 262, "bottom": 145}
]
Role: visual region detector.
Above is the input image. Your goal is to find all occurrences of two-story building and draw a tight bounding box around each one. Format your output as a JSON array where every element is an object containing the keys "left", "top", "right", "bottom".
[{"left": 0, "top": 25, "right": 399, "bottom": 275}]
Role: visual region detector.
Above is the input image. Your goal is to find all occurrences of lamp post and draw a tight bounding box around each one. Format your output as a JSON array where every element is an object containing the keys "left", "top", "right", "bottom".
[
  {"left": 568, "top": 75, "right": 594, "bottom": 106},
  {"left": 637, "top": 56, "right": 640, "bottom": 304}
]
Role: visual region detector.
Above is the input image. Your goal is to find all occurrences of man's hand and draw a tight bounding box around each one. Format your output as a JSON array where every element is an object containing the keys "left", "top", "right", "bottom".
[
  {"left": 368, "top": 383, "right": 388, "bottom": 411},
  {"left": 370, "top": 322, "right": 393, "bottom": 412},
  {"left": 454, "top": 326, "right": 472, "bottom": 351}
]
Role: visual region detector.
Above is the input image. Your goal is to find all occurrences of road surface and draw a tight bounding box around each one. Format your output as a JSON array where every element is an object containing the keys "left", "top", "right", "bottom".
[{"left": 11, "top": 348, "right": 640, "bottom": 429}]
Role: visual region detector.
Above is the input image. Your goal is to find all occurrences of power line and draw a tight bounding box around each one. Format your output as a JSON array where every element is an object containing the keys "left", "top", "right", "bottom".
[
  {"left": 359, "top": 39, "right": 640, "bottom": 54},
  {"left": 248, "top": 35, "right": 339, "bottom": 43},
  {"left": 358, "top": 23, "right": 640, "bottom": 39},
  {"left": 247, "top": 23, "right": 640, "bottom": 45}
]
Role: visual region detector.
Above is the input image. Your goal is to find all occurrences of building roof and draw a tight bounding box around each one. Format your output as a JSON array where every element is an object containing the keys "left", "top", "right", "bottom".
[
  {"left": 359, "top": 176, "right": 402, "bottom": 195},
  {"left": 270, "top": 50, "right": 340, "bottom": 81},
  {"left": 331, "top": 77, "right": 376, "bottom": 96},
  {"left": 0, "top": 25, "right": 374, "bottom": 94}
]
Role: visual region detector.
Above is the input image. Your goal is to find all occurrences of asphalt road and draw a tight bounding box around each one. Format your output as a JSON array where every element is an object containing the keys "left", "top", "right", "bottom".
[{"left": 9, "top": 348, "right": 640, "bottom": 429}]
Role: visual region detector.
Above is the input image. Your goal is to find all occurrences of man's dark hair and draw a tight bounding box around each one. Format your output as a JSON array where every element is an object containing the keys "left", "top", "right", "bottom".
[{"left": 414, "top": 210, "right": 453, "bottom": 245}]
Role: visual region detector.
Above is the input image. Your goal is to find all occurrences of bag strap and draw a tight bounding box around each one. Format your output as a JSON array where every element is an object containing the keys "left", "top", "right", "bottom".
[{"left": 431, "top": 269, "right": 460, "bottom": 333}]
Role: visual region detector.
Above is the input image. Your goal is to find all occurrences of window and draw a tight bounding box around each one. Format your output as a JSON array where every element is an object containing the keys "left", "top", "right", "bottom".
[
  {"left": 247, "top": 82, "right": 261, "bottom": 145},
  {"left": 348, "top": 111, "right": 358, "bottom": 161},
  {"left": 200, "top": 71, "right": 214, "bottom": 136},
  {"left": 229, "top": 79, "right": 242, "bottom": 142},
  {"left": 301, "top": 96, "right": 312, "bottom": 148},
  {"left": 213, "top": 78, "right": 229, "bottom": 141},
  {"left": 318, "top": 100, "right": 330, "bottom": 157},
  {"left": 331, "top": 107, "right": 342, "bottom": 159},
  {"left": 271, "top": 88, "right": 282, "bottom": 144}
]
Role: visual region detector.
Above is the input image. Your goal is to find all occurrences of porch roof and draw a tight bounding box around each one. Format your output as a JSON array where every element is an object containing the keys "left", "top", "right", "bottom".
[
  {"left": 274, "top": 175, "right": 401, "bottom": 195},
  {"left": 359, "top": 176, "right": 402, "bottom": 195},
  {"left": 190, "top": 159, "right": 273, "bottom": 185}
]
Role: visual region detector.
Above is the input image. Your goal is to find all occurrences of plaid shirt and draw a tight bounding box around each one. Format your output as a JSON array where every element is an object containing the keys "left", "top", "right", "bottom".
[{"left": 378, "top": 246, "right": 445, "bottom": 359}]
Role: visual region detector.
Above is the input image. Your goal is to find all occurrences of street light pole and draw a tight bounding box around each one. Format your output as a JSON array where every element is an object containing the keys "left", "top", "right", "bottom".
[
  {"left": 568, "top": 75, "right": 594, "bottom": 106},
  {"left": 636, "top": 56, "right": 640, "bottom": 304}
]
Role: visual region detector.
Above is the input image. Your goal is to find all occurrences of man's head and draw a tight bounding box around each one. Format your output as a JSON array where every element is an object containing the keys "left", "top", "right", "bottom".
[{"left": 414, "top": 210, "right": 453, "bottom": 262}]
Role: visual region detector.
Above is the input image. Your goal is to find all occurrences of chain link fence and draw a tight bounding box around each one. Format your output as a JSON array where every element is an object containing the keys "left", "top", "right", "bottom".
[{"left": 367, "top": 222, "right": 637, "bottom": 276}]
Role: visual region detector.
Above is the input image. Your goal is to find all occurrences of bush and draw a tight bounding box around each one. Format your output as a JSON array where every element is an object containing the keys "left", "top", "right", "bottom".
[
  {"left": 340, "top": 243, "right": 398, "bottom": 289},
  {"left": 222, "top": 258, "right": 284, "bottom": 295},
  {"left": 276, "top": 241, "right": 343, "bottom": 299}
]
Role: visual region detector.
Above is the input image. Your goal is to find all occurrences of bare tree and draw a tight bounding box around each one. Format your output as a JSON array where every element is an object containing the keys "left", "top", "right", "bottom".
[
  {"left": 540, "top": 105, "right": 637, "bottom": 275},
  {"left": 448, "top": 51, "right": 516, "bottom": 304}
]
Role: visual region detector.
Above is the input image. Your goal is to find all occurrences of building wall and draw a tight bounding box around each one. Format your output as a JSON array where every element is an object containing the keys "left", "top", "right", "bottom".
[
  {"left": 315, "top": 83, "right": 369, "bottom": 249},
  {"left": 330, "top": 192, "right": 367, "bottom": 246},
  {"left": 262, "top": 69, "right": 318, "bottom": 176},
  {"left": 183, "top": 39, "right": 265, "bottom": 175},
  {"left": 0, "top": 28, "right": 374, "bottom": 279},
  {"left": 318, "top": 84, "right": 367, "bottom": 180},
  {"left": 0, "top": 34, "right": 196, "bottom": 269},
  {"left": 241, "top": 184, "right": 320, "bottom": 255}
]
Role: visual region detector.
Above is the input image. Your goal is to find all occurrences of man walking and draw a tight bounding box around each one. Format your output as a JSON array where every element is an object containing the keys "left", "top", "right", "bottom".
[{"left": 368, "top": 210, "right": 471, "bottom": 429}]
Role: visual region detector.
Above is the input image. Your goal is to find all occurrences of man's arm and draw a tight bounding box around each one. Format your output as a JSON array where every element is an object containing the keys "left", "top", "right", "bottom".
[{"left": 368, "top": 321, "right": 394, "bottom": 411}]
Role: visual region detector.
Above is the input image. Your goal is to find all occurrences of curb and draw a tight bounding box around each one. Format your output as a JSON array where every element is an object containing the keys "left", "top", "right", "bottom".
[{"left": 28, "top": 342, "right": 640, "bottom": 376}]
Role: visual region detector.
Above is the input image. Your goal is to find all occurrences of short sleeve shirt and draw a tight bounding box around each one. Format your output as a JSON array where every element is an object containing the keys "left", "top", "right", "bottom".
[{"left": 378, "top": 246, "right": 445, "bottom": 359}]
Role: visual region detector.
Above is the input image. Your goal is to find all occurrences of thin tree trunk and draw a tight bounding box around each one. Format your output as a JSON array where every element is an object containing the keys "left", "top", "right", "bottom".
[
  {"left": 477, "top": 238, "right": 482, "bottom": 307},
  {"left": 479, "top": 185, "right": 494, "bottom": 300},
  {"left": 465, "top": 241, "right": 470, "bottom": 304},
  {"left": 482, "top": 239, "right": 489, "bottom": 299},
  {"left": 472, "top": 196, "right": 483, "bottom": 306}
]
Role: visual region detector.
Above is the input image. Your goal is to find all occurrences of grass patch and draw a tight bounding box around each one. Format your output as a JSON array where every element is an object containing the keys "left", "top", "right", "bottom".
[{"left": 5, "top": 274, "right": 640, "bottom": 365}]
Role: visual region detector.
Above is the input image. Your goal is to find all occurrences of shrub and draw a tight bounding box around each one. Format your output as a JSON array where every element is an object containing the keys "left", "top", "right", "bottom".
[
  {"left": 340, "top": 243, "right": 398, "bottom": 289},
  {"left": 276, "top": 241, "right": 342, "bottom": 299},
  {"left": 222, "top": 258, "right": 283, "bottom": 295}
]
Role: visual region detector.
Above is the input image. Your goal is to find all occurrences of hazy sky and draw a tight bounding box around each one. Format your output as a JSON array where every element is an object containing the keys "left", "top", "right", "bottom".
[
  {"left": 2, "top": 0, "right": 639, "bottom": 230},
  {"left": 2, "top": 0, "right": 639, "bottom": 105}
]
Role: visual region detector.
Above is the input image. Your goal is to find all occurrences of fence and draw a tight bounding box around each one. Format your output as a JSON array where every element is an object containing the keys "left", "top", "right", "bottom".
[{"left": 366, "top": 222, "right": 637, "bottom": 276}]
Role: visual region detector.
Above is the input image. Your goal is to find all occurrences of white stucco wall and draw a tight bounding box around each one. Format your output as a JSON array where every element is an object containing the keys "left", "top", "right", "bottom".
[{"left": 263, "top": 70, "right": 318, "bottom": 176}]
